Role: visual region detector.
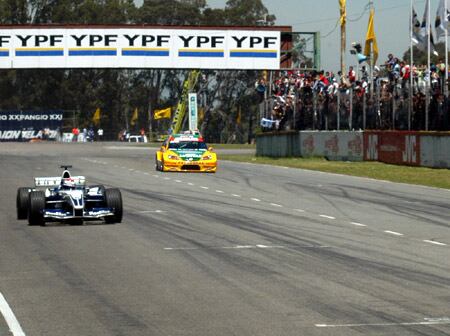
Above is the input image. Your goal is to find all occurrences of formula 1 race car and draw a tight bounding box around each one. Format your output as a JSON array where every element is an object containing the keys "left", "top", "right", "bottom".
[
  {"left": 155, "top": 133, "right": 217, "bottom": 172},
  {"left": 16, "top": 166, "right": 123, "bottom": 226}
]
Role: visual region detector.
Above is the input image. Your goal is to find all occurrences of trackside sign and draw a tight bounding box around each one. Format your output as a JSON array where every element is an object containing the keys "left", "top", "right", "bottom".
[
  {"left": 0, "top": 110, "right": 63, "bottom": 141},
  {"left": 0, "top": 28, "right": 280, "bottom": 69}
]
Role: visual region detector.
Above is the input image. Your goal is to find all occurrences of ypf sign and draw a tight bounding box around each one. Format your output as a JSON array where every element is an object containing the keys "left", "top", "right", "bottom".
[{"left": 0, "top": 28, "right": 281, "bottom": 70}]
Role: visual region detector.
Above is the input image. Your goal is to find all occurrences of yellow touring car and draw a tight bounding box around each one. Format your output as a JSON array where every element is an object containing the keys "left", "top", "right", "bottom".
[{"left": 155, "top": 134, "right": 217, "bottom": 172}]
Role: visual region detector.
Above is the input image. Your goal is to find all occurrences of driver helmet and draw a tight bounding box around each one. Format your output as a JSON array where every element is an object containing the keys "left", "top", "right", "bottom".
[{"left": 61, "top": 178, "right": 76, "bottom": 189}]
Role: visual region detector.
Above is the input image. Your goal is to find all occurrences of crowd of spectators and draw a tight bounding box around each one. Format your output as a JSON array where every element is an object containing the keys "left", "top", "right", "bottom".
[{"left": 260, "top": 54, "right": 450, "bottom": 132}]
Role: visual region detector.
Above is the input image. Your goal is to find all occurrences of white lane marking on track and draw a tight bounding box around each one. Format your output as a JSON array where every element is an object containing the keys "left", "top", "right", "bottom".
[
  {"left": 270, "top": 203, "right": 283, "bottom": 207},
  {"left": 319, "top": 215, "right": 336, "bottom": 220},
  {"left": 222, "top": 245, "right": 253, "bottom": 249},
  {"left": 423, "top": 240, "right": 447, "bottom": 246},
  {"left": 216, "top": 190, "right": 224, "bottom": 193},
  {"left": 164, "top": 244, "right": 331, "bottom": 251},
  {"left": 164, "top": 177, "right": 171, "bottom": 180},
  {"left": 294, "top": 209, "right": 305, "bottom": 213},
  {"left": 257, "top": 244, "right": 284, "bottom": 248},
  {"left": 175, "top": 180, "right": 182, "bottom": 183},
  {"left": 384, "top": 230, "right": 404, "bottom": 236},
  {"left": 315, "top": 318, "right": 450, "bottom": 328},
  {"left": 232, "top": 194, "right": 241, "bottom": 197},
  {"left": 153, "top": 175, "right": 159, "bottom": 178},
  {"left": 0, "top": 292, "right": 26, "bottom": 336},
  {"left": 188, "top": 183, "right": 194, "bottom": 186},
  {"left": 144, "top": 172, "right": 149, "bottom": 175},
  {"left": 137, "top": 210, "right": 165, "bottom": 214},
  {"left": 128, "top": 168, "right": 134, "bottom": 171},
  {"left": 251, "top": 198, "right": 261, "bottom": 202},
  {"left": 200, "top": 186, "right": 209, "bottom": 189},
  {"left": 350, "top": 222, "right": 367, "bottom": 227}
]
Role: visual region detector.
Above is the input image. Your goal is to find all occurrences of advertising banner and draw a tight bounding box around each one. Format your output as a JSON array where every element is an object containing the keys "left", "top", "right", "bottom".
[
  {"left": 188, "top": 93, "right": 198, "bottom": 131},
  {"left": 363, "top": 131, "right": 421, "bottom": 166},
  {"left": 299, "top": 131, "right": 364, "bottom": 161},
  {"left": 0, "top": 28, "right": 280, "bottom": 70},
  {"left": 0, "top": 110, "right": 63, "bottom": 141}
]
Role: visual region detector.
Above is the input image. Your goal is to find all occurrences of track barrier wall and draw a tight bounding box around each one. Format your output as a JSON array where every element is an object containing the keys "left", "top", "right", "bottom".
[
  {"left": 257, "top": 131, "right": 450, "bottom": 168},
  {"left": 257, "top": 131, "right": 364, "bottom": 161}
]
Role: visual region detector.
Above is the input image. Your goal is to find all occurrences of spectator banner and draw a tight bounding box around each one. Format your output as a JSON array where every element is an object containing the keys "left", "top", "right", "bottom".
[
  {"left": 0, "top": 110, "right": 63, "bottom": 141},
  {"left": 0, "top": 28, "right": 280, "bottom": 70},
  {"left": 363, "top": 131, "right": 421, "bottom": 166}
]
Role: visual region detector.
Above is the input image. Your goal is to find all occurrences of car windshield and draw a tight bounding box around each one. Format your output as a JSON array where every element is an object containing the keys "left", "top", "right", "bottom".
[{"left": 169, "top": 141, "right": 207, "bottom": 150}]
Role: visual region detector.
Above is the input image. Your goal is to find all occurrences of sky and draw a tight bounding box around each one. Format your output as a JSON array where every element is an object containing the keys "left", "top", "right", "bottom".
[{"left": 136, "top": 0, "right": 442, "bottom": 72}]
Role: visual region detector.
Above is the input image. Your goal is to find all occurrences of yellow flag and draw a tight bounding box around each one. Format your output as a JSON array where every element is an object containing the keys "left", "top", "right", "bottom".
[
  {"left": 339, "top": 0, "right": 346, "bottom": 27},
  {"left": 130, "top": 108, "right": 138, "bottom": 126},
  {"left": 92, "top": 108, "right": 101, "bottom": 126},
  {"left": 364, "top": 8, "right": 378, "bottom": 65},
  {"left": 154, "top": 107, "right": 171, "bottom": 120}
]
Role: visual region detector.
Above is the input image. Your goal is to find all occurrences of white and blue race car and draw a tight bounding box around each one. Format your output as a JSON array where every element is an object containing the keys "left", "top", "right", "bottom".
[{"left": 16, "top": 166, "right": 122, "bottom": 226}]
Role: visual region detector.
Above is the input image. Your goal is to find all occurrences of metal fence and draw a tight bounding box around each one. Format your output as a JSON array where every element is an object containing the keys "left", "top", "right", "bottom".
[{"left": 263, "top": 79, "right": 450, "bottom": 132}]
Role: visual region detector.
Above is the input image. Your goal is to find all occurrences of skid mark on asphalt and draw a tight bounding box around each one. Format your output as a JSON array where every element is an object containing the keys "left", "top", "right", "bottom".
[{"left": 84, "top": 159, "right": 449, "bottom": 250}]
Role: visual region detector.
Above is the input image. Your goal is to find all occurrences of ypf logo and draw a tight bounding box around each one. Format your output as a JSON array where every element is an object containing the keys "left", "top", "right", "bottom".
[
  {"left": 366, "top": 135, "right": 378, "bottom": 160},
  {"left": 402, "top": 135, "right": 417, "bottom": 163}
]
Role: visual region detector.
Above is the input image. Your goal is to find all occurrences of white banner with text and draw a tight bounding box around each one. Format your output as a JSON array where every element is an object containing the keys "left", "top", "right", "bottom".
[{"left": 0, "top": 28, "right": 280, "bottom": 69}]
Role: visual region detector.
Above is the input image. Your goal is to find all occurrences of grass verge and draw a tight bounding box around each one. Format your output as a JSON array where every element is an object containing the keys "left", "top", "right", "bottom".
[{"left": 220, "top": 155, "right": 450, "bottom": 190}]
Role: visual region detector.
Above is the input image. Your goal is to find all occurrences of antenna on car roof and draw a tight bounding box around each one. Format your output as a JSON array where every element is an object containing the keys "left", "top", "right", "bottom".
[{"left": 60, "top": 165, "right": 73, "bottom": 170}]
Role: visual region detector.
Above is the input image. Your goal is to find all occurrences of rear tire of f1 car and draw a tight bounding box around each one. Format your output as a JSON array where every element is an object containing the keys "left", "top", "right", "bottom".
[
  {"left": 16, "top": 187, "right": 30, "bottom": 219},
  {"left": 28, "top": 191, "right": 46, "bottom": 226},
  {"left": 105, "top": 188, "right": 123, "bottom": 224}
]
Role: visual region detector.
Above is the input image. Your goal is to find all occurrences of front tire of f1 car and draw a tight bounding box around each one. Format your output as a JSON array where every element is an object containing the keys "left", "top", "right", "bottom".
[
  {"left": 28, "top": 191, "right": 46, "bottom": 226},
  {"left": 105, "top": 188, "right": 123, "bottom": 224},
  {"left": 16, "top": 187, "right": 30, "bottom": 219}
]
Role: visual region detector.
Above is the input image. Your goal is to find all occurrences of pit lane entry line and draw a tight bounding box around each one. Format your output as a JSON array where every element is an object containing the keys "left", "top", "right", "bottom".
[{"left": 0, "top": 292, "right": 26, "bottom": 336}]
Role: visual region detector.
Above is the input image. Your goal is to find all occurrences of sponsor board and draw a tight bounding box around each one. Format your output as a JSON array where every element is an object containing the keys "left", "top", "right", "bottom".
[
  {"left": 300, "top": 131, "right": 364, "bottom": 161},
  {"left": 0, "top": 28, "right": 280, "bottom": 69},
  {"left": 364, "top": 131, "right": 421, "bottom": 166},
  {"left": 0, "top": 110, "right": 63, "bottom": 141}
]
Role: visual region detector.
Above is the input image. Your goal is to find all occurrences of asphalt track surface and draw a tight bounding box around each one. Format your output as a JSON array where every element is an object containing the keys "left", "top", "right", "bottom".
[{"left": 0, "top": 142, "right": 449, "bottom": 336}]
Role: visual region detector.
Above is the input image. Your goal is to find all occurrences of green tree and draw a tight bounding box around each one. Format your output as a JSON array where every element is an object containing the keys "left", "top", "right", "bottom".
[
  {"left": 0, "top": 0, "right": 29, "bottom": 24},
  {"left": 224, "top": 0, "right": 275, "bottom": 26}
]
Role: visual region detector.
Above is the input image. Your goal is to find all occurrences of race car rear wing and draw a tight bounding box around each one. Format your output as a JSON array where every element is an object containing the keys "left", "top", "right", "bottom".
[{"left": 34, "top": 176, "right": 86, "bottom": 187}]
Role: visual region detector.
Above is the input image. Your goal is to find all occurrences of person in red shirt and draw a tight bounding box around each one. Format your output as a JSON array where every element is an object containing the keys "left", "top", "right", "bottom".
[{"left": 348, "top": 66, "right": 356, "bottom": 84}]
